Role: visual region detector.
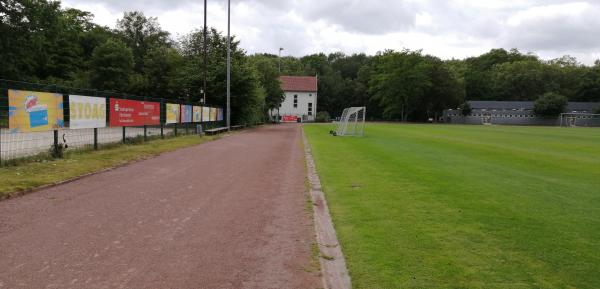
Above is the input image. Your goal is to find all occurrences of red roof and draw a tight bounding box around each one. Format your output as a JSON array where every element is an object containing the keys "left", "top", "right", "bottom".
[{"left": 279, "top": 76, "right": 318, "bottom": 92}]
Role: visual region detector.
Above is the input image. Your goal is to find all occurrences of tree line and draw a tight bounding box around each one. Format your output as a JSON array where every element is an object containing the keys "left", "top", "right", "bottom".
[{"left": 2, "top": 1, "right": 600, "bottom": 123}]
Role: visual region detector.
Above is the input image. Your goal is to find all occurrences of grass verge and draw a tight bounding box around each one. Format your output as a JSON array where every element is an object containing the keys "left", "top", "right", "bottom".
[
  {"left": 304, "top": 123, "right": 600, "bottom": 289},
  {"left": 0, "top": 135, "right": 216, "bottom": 199}
]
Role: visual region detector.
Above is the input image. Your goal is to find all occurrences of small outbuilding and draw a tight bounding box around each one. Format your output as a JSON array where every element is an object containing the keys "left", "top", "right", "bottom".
[{"left": 272, "top": 76, "right": 318, "bottom": 122}]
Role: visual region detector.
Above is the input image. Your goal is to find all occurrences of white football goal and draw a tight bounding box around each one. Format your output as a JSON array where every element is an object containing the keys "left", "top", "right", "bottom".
[
  {"left": 559, "top": 113, "right": 600, "bottom": 127},
  {"left": 333, "top": 107, "right": 366, "bottom": 136}
]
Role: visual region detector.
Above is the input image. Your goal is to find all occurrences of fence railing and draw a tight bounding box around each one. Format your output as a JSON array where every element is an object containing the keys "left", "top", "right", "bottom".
[{"left": 0, "top": 79, "right": 225, "bottom": 165}]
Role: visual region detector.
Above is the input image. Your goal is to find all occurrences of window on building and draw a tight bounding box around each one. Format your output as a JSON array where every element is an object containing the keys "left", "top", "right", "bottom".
[
  {"left": 293, "top": 95, "right": 298, "bottom": 108},
  {"left": 308, "top": 102, "right": 313, "bottom": 116}
]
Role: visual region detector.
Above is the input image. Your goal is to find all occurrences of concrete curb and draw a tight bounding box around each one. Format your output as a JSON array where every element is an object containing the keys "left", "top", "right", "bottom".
[{"left": 302, "top": 129, "right": 352, "bottom": 289}]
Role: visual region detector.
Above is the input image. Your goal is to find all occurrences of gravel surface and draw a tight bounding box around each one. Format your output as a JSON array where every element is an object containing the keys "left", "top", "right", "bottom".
[{"left": 0, "top": 124, "right": 320, "bottom": 289}]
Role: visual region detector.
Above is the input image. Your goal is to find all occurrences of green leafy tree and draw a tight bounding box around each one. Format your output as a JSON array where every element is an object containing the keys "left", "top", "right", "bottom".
[
  {"left": 89, "top": 39, "right": 134, "bottom": 91},
  {"left": 117, "top": 11, "right": 171, "bottom": 74},
  {"left": 576, "top": 61, "right": 600, "bottom": 102},
  {"left": 490, "top": 60, "right": 548, "bottom": 101},
  {"left": 368, "top": 50, "right": 432, "bottom": 121},
  {"left": 142, "top": 46, "right": 184, "bottom": 97},
  {"left": 533, "top": 92, "right": 568, "bottom": 117},
  {"left": 248, "top": 55, "right": 284, "bottom": 111}
]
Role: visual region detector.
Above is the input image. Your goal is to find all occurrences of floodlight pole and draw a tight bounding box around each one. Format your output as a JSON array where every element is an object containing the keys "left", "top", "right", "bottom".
[
  {"left": 278, "top": 47, "right": 284, "bottom": 73},
  {"left": 226, "top": 0, "right": 231, "bottom": 131},
  {"left": 202, "top": 0, "right": 207, "bottom": 104}
]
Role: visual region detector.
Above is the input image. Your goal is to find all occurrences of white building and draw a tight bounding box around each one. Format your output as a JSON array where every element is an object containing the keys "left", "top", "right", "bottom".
[{"left": 274, "top": 76, "right": 318, "bottom": 122}]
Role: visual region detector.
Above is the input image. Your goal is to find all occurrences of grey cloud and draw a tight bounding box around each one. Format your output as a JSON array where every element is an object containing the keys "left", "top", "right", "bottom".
[{"left": 501, "top": 3, "right": 600, "bottom": 53}]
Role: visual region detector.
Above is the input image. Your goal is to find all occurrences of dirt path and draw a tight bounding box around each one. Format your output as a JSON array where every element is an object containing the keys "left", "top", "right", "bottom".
[{"left": 0, "top": 124, "right": 320, "bottom": 289}]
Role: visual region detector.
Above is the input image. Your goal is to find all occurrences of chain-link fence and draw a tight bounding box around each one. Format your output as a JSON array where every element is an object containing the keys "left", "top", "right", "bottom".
[{"left": 0, "top": 79, "right": 226, "bottom": 166}]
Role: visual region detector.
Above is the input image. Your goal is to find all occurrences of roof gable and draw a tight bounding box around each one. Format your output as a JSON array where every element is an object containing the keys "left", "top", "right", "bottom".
[{"left": 279, "top": 76, "right": 318, "bottom": 92}]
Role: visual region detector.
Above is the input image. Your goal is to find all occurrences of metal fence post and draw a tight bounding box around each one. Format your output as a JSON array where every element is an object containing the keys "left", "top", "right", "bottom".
[
  {"left": 161, "top": 123, "right": 164, "bottom": 139},
  {"left": 174, "top": 123, "right": 178, "bottom": 136},
  {"left": 122, "top": 127, "right": 126, "bottom": 143},
  {"left": 144, "top": 125, "right": 147, "bottom": 141},
  {"left": 93, "top": 128, "right": 98, "bottom": 150},
  {"left": 53, "top": 130, "right": 59, "bottom": 157}
]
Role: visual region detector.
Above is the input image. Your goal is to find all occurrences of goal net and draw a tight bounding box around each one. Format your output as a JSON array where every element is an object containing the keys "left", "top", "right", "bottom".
[
  {"left": 334, "top": 107, "right": 366, "bottom": 136},
  {"left": 560, "top": 113, "right": 600, "bottom": 127}
]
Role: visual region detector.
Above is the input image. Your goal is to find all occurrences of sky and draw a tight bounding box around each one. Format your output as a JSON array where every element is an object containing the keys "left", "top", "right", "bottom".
[{"left": 61, "top": 0, "right": 600, "bottom": 65}]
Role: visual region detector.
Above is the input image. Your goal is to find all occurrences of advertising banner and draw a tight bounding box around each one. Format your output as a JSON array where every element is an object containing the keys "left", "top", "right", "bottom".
[
  {"left": 181, "top": 105, "right": 193, "bottom": 123},
  {"left": 282, "top": 115, "right": 298, "bottom": 122},
  {"left": 202, "top": 106, "right": 210, "bottom": 122},
  {"left": 109, "top": 98, "right": 160, "bottom": 127},
  {"left": 166, "top": 103, "right": 180, "bottom": 124},
  {"left": 193, "top": 106, "right": 202, "bottom": 122},
  {"left": 8, "top": 89, "right": 64, "bottom": 132},
  {"left": 69, "top": 95, "right": 106, "bottom": 129},
  {"left": 217, "top": 108, "right": 224, "bottom": 121},
  {"left": 210, "top": 107, "right": 217, "bottom": 121}
]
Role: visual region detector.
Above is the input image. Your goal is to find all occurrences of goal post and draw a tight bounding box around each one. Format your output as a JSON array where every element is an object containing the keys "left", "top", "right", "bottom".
[
  {"left": 334, "top": 106, "right": 366, "bottom": 136},
  {"left": 559, "top": 113, "right": 600, "bottom": 127}
]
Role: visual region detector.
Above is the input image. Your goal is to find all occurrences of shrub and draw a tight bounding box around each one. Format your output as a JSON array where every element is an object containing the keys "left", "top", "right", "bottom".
[
  {"left": 315, "top": 111, "right": 331, "bottom": 123},
  {"left": 534, "top": 92, "right": 568, "bottom": 117}
]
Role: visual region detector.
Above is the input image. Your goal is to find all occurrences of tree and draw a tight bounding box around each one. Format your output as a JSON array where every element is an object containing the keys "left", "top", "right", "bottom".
[
  {"left": 89, "top": 39, "right": 134, "bottom": 91},
  {"left": 142, "top": 46, "right": 184, "bottom": 97},
  {"left": 576, "top": 62, "right": 600, "bottom": 102},
  {"left": 116, "top": 11, "right": 171, "bottom": 73},
  {"left": 368, "top": 50, "right": 431, "bottom": 121},
  {"left": 533, "top": 93, "right": 568, "bottom": 117},
  {"left": 490, "top": 60, "right": 550, "bottom": 101},
  {"left": 459, "top": 102, "right": 472, "bottom": 116},
  {"left": 422, "top": 56, "right": 463, "bottom": 121},
  {"left": 248, "top": 55, "right": 284, "bottom": 111},
  {"left": 179, "top": 28, "right": 266, "bottom": 125}
]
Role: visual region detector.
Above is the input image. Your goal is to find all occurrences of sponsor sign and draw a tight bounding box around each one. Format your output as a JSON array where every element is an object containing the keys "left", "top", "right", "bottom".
[
  {"left": 282, "top": 115, "right": 298, "bottom": 122},
  {"left": 181, "top": 105, "right": 193, "bottom": 123},
  {"left": 202, "top": 106, "right": 210, "bottom": 122},
  {"left": 69, "top": 95, "right": 106, "bottom": 129},
  {"left": 217, "top": 108, "right": 224, "bottom": 121},
  {"left": 166, "top": 103, "right": 180, "bottom": 124},
  {"left": 193, "top": 106, "right": 202, "bottom": 122},
  {"left": 210, "top": 107, "right": 217, "bottom": 121},
  {"left": 109, "top": 98, "right": 160, "bottom": 127},
  {"left": 8, "top": 89, "right": 64, "bottom": 132}
]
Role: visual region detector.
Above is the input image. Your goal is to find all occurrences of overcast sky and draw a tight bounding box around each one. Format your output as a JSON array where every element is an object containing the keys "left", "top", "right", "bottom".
[{"left": 62, "top": 0, "right": 600, "bottom": 65}]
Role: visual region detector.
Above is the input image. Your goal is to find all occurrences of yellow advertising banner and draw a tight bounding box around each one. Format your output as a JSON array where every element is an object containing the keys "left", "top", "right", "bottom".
[
  {"left": 8, "top": 89, "right": 64, "bottom": 132},
  {"left": 209, "top": 107, "right": 217, "bottom": 121},
  {"left": 193, "top": 106, "right": 202, "bottom": 122},
  {"left": 166, "top": 103, "right": 180, "bottom": 124},
  {"left": 202, "top": 106, "right": 210, "bottom": 122}
]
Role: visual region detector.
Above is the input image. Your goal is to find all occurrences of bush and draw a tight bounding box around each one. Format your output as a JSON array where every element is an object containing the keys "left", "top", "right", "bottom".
[
  {"left": 534, "top": 92, "right": 568, "bottom": 117},
  {"left": 459, "top": 102, "right": 472, "bottom": 116},
  {"left": 594, "top": 106, "right": 600, "bottom": 114},
  {"left": 315, "top": 111, "right": 331, "bottom": 123}
]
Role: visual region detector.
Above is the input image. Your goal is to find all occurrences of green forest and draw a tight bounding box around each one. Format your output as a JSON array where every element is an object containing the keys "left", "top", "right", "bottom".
[{"left": 2, "top": 0, "right": 600, "bottom": 123}]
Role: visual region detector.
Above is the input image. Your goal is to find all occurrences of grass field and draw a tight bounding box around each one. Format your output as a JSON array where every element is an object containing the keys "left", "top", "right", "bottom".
[
  {"left": 304, "top": 123, "right": 600, "bottom": 289},
  {"left": 0, "top": 135, "right": 215, "bottom": 198}
]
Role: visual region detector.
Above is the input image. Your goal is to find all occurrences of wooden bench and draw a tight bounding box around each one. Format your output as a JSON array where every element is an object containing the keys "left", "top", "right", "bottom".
[
  {"left": 204, "top": 127, "right": 228, "bottom": 135},
  {"left": 231, "top": 124, "right": 246, "bottom": 130}
]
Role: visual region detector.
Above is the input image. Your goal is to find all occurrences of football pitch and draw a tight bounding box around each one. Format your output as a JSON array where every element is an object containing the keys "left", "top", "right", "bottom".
[{"left": 304, "top": 123, "right": 600, "bottom": 288}]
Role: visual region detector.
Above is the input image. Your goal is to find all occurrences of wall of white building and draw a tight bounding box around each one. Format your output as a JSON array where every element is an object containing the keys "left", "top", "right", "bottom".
[{"left": 274, "top": 91, "right": 317, "bottom": 122}]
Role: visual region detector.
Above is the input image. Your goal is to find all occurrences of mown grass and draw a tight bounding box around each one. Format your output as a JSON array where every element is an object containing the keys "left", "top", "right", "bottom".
[
  {"left": 304, "top": 123, "right": 600, "bottom": 289},
  {"left": 0, "top": 135, "right": 215, "bottom": 198}
]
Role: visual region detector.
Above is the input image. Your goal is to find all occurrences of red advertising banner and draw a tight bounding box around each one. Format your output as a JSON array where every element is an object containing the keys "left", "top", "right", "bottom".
[
  {"left": 109, "top": 98, "right": 160, "bottom": 127},
  {"left": 282, "top": 115, "right": 298, "bottom": 122}
]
